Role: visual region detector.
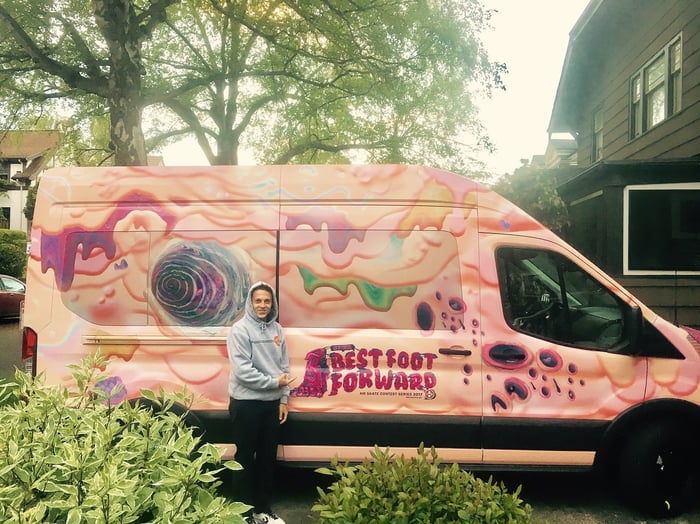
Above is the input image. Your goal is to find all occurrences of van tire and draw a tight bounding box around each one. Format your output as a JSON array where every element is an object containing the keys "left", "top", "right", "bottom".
[{"left": 617, "top": 421, "right": 699, "bottom": 517}]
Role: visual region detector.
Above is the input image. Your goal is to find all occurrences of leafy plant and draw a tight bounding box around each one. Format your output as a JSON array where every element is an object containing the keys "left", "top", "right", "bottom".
[
  {"left": 0, "top": 352, "right": 248, "bottom": 523},
  {"left": 0, "top": 229, "right": 28, "bottom": 278},
  {"left": 23, "top": 182, "right": 37, "bottom": 222},
  {"left": 489, "top": 163, "right": 571, "bottom": 237},
  {"left": 313, "top": 444, "right": 532, "bottom": 523},
  {"left": 0, "top": 242, "right": 27, "bottom": 279}
]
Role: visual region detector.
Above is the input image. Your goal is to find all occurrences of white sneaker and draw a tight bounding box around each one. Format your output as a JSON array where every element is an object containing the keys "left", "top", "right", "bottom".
[{"left": 253, "top": 511, "right": 285, "bottom": 524}]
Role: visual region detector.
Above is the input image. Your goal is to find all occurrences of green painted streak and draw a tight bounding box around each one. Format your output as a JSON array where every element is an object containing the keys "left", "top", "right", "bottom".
[{"left": 298, "top": 266, "right": 416, "bottom": 311}]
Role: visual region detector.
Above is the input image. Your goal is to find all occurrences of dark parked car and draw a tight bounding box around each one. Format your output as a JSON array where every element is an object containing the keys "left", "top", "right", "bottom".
[{"left": 0, "top": 275, "right": 25, "bottom": 320}]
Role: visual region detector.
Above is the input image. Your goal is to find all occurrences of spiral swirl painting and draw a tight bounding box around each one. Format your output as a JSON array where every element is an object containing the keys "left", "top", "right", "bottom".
[{"left": 150, "top": 241, "right": 250, "bottom": 326}]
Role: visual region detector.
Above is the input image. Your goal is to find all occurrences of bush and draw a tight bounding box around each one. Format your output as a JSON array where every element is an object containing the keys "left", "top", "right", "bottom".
[
  {"left": 0, "top": 230, "right": 28, "bottom": 278},
  {"left": 0, "top": 353, "right": 248, "bottom": 523},
  {"left": 0, "top": 243, "right": 27, "bottom": 279},
  {"left": 0, "top": 229, "right": 28, "bottom": 247},
  {"left": 313, "top": 444, "right": 532, "bottom": 524}
]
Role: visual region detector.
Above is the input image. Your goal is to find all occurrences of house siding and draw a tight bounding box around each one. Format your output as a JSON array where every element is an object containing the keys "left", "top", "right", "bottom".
[
  {"left": 618, "top": 276, "right": 700, "bottom": 328},
  {"left": 551, "top": 0, "right": 700, "bottom": 328},
  {"left": 573, "top": 1, "right": 700, "bottom": 167}
]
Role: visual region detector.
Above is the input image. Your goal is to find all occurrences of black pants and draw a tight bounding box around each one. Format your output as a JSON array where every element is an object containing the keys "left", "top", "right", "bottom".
[{"left": 228, "top": 398, "right": 281, "bottom": 514}]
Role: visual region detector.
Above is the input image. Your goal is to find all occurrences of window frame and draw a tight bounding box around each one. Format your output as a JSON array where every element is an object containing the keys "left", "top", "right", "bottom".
[
  {"left": 629, "top": 34, "right": 682, "bottom": 139},
  {"left": 592, "top": 108, "right": 604, "bottom": 162},
  {"left": 0, "top": 208, "right": 10, "bottom": 230},
  {"left": 623, "top": 183, "right": 700, "bottom": 276}
]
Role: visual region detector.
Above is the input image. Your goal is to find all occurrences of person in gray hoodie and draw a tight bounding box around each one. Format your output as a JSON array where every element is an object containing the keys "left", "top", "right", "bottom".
[{"left": 227, "top": 281, "right": 295, "bottom": 524}]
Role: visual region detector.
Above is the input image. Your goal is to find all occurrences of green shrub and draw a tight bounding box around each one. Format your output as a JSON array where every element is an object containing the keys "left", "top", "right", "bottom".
[
  {"left": 0, "top": 229, "right": 28, "bottom": 248},
  {"left": 313, "top": 444, "right": 532, "bottom": 524},
  {"left": 0, "top": 352, "right": 248, "bottom": 523},
  {"left": 0, "top": 242, "right": 27, "bottom": 278}
]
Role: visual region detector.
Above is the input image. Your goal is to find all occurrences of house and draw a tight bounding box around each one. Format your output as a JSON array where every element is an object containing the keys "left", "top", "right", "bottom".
[
  {"left": 0, "top": 130, "right": 60, "bottom": 232},
  {"left": 548, "top": 0, "right": 700, "bottom": 327},
  {"left": 0, "top": 131, "right": 168, "bottom": 234}
]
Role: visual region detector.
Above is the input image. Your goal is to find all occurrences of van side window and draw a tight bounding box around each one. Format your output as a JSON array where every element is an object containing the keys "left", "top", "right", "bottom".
[
  {"left": 496, "top": 247, "right": 627, "bottom": 351},
  {"left": 279, "top": 229, "right": 464, "bottom": 331}
]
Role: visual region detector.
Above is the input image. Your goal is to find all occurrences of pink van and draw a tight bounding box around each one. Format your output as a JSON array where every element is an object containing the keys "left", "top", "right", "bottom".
[{"left": 22, "top": 164, "right": 700, "bottom": 516}]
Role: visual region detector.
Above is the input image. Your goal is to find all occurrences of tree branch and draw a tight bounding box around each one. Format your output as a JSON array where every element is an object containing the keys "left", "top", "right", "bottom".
[{"left": 0, "top": 4, "right": 107, "bottom": 95}]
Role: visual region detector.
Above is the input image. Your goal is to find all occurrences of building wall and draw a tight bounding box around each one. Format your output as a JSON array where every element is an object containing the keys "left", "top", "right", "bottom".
[
  {"left": 557, "top": 1, "right": 700, "bottom": 328},
  {"left": 621, "top": 276, "right": 700, "bottom": 328},
  {"left": 575, "top": 1, "right": 700, "bottom": 166},
  {"left": 0, "top": 189, "right": 30, "bottom": 233}
]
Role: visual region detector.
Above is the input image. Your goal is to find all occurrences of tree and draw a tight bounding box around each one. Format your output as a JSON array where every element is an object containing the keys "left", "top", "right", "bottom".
[
  {"left": 0, "top": 229, "right": 28, "bottom": 278},
  {"left": 0, "top": 0, "right": 176, "bottom": 165},
  {"left": 489, "top": 160, "right": 571, "bottom": 236},
  {"left": 1, "top": 0, "right": 505, "bottom": 173},
  {"left": 152, "top": 0, "right": 505, "bottom": 173},
  {"left": 23, "top": 181, "right": 37, "bottom": 222}
]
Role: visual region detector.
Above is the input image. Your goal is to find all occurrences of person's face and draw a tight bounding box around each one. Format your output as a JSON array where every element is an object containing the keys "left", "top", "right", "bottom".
[{"left": 251, "top": 288, "right": 273, "bottom": 319}]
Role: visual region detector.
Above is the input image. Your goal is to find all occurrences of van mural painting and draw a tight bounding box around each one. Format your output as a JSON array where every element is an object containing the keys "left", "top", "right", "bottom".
[
  {"left": 149, "top": 240, "right": 250, "bottom": 326},
  {"left": 24, "top": 164, "right": 699, "bottom": 414},
  {"left": 22, "top": 164, "right": 700, "bottom": 516}
]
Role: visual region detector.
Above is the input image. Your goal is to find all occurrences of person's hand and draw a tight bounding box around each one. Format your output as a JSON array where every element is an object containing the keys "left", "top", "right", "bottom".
[
  {"left": 279, "top": 403, "right": 289, "bottom": 424},
  {"left": 278, "top": 373, "right": 296, "bottom": 387}
]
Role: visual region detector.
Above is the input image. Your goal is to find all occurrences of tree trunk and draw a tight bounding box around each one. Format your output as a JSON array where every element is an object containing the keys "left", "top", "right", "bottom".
[
  {"left": 109, "top": 94, "right": 147, "bottom": 166},
  {"left": 94, "top": 0, "right": 148, "bottom": 166}
]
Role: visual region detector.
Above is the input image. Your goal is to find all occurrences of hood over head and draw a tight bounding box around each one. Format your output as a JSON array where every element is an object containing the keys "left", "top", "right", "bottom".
[{"left": 245, "top": 281, "right": 278, "bottom": 323}]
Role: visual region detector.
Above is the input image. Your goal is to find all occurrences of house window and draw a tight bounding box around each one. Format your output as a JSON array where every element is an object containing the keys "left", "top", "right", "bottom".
[
  {"left": 569, "top": 191, "right": 604, "bottom": 267},
  {"left": 624, "top": 184, "right": 700, "bottom": 274},
  {"left": 0, "top": 208, "right": 9, "bottom": 229},
  {"left": 669, "top": 39, "right": 682, "bottom": 114},
  {"left": 631, "top": 77, "right": 642, "bottom": 137},
  {"left": 593, "top": 109, "right": 603, "bottom": 162},
  {"left": 630, "top": 35, "right": 682, "bottom": 139}
]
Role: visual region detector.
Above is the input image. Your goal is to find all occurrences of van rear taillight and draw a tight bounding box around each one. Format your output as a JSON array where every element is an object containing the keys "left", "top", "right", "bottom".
[{"left": 21, "top": 327, "right": 37, "bottom": 376}]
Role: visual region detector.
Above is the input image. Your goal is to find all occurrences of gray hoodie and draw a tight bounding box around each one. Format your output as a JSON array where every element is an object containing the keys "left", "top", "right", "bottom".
[{"left": 227, "top": 281, "right": 290, "bottom": 404}]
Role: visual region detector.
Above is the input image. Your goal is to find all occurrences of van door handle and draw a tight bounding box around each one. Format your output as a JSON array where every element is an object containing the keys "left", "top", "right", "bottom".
[{"left": 439, "top": 348, "right": 472, "bottom": 356}]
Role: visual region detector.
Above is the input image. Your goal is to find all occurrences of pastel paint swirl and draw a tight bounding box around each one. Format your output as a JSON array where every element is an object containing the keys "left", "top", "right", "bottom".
[{"left": 150, "top": 241, "right": 250, "bottom": 326}]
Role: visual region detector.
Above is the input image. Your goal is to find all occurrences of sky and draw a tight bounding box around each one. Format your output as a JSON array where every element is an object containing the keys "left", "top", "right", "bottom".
[
  {"left": 475, "top": 0, "right": 589, "bottom": 174},
  {"left": 163, "top": 0, "right": 590, "bottom": 174}
]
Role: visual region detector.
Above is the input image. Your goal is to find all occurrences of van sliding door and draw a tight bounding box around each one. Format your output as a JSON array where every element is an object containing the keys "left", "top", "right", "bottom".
[{"left": 276, "top": 213, "right": 483, "bottom": 461}]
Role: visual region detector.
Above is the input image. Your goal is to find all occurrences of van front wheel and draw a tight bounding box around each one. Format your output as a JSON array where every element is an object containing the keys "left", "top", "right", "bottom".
[{"left": 617, "top": 421, "right": 698, "bottom": 517}]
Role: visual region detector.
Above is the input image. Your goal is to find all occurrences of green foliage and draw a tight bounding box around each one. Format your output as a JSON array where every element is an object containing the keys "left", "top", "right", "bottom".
[
  {"left": 0, "top": 352, "right": 247, "bottom": 523},
  {"left": 0, "top": 230, "right": 27, "bottom": 278},
  {"left": 0, "top": 229, "right": 27, "bottom": 247},
  {"left": 1, "top": 0, "right": 503, "bottom": 172},
  {"left": 313, "top": 444, "right": 532, "bottom": 523},
  {"left": 490, "top": 164, "right": 571, "bottom": 236},
  {"left": 23, "top": 183, "right": 37, "bottom": 222}
]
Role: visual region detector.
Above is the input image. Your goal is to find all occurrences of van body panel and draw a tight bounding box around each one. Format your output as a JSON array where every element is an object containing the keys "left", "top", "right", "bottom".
[{"left": 23, "top": 164, "right": 700, "bottom": 475}]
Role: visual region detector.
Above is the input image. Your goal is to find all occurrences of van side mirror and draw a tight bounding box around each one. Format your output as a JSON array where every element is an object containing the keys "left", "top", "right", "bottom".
[{"left": 625, "top": 305, "right": 643, "bottom": 353}]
